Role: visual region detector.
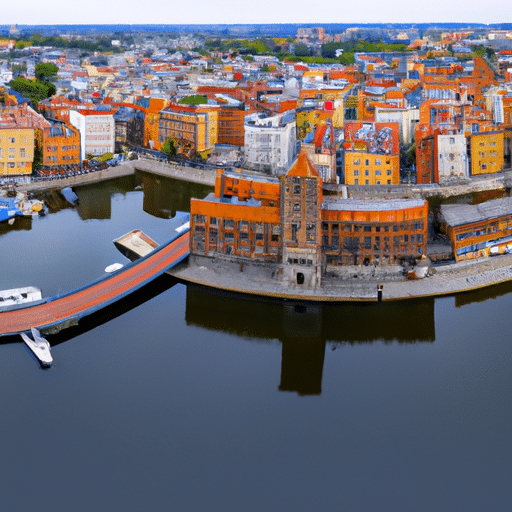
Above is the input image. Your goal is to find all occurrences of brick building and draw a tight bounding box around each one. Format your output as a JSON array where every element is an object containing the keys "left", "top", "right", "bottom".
[{"left": 189, "top": 152, "right": 428, "bottom": 288}]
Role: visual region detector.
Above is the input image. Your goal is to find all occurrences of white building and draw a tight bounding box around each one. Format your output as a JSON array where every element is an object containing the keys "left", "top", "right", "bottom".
[
  {"left": 437, "top": 133, "right": 468, "bottom": 182},
  {"left": 244, "top": 110, "right": 297, "bottom": 175},
  {"left": 69, "top": 109, "right": 115, "bottom": 161},
  {"left": 375, "top": 106, "right": 419, "bottom": 145}
]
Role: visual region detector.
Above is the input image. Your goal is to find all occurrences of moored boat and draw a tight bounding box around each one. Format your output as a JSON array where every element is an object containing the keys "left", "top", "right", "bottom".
[
  {"left": 113, "top": 229, "right": 160, "bottom": 261},
  {"left": 0, "top": 197, "right": 22, "bottom": 222},
  {"left": 0, "top": 286, "right": 42, "bottom": 309}
]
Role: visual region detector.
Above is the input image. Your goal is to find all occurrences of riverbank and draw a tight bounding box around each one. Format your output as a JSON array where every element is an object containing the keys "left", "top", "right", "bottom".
[
  {"left": 14, "top": 158, "right": 217, "bottom": 194},
  {"left": 10, "top": 158, "right": 512, "bottom": 302},
  {"left": 169, "top": 252, "right": 512, "bottom": 302}
]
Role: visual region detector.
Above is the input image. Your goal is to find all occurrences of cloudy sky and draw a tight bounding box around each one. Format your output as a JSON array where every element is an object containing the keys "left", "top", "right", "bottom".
[{"left": 3, "top": 0, "right": 510, "bottom": 25}]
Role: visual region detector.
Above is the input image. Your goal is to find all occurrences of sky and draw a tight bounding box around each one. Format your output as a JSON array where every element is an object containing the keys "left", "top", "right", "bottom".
[{"left": 3, "top": 0, "right": 511, "bottom": 26}]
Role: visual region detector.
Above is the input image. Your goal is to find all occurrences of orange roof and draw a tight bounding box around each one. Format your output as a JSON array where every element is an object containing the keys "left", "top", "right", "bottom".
[{"left": 287, "top": 151, "right": 319, "bottom": 178}]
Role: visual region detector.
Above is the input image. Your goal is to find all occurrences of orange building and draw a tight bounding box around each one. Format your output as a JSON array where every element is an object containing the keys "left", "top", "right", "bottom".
[
  {"left": 39, "top": 96, "right": 81, "bottom": 124},
  {"left": 143, "top": 98, "right": 167, "bottom": 149},
  {"left": 217, "top": 107, "right": 245, "bottom": 147},
  {"left": 441, "top": 197, "right": 512, "bottom": 261},
  {"left": 189, "top": 152, "right": 428, "bottom": 286},
  {"left": 41, "top": 121, "right": 80, "bottom": 167}
]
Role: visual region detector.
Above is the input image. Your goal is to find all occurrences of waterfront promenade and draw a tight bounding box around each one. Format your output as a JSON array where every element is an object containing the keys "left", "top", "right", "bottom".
[{"left": 169, "top": 253, "right": 512, "bottom": 302}]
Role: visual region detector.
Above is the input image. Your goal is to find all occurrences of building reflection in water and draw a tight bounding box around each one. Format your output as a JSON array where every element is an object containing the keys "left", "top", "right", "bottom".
[
  {"left": 185, "top": 284, "right": 436, "bottom": 396},
  {"left": 454, "top": 280, "right": 512, "bottom": 308},
  {"left": 75, "top": 176, "right": 139, "bottom": 220},
  {"left": 138, "top": 170, "right": 213, "bottom": 219},
  {"left": 0, "top": 215, "right": 32, "bottom": 236}
]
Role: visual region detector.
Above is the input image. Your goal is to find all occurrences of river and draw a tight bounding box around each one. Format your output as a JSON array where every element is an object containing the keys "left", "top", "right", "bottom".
[{"left": 0, "top": 172, "right": 510, "bottom": 512}]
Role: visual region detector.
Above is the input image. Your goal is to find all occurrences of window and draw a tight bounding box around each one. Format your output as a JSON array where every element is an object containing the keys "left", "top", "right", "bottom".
[
  {"left": 291, "top": 222, "right": 300, "bottom": 242},
  {"left": 376, "top": 170, "right": 381, "bottom": 176},
  {"left": 9, "top": 137, "right": 15, "bottom": 143},
  {"left": 293, "top": 202, "right": 300, "bottom": 211},
  {"left": 365, "top": 170, "right": 369, "bottom": 176},
  {"left": 450, "top": 137, "right": 455, "bottom": 144},
  {"left": 354, "top": 170, "right": 359, "bottom": 176},
  {"left": 375, "top": 158, "right": 381, "bottom": 166}
]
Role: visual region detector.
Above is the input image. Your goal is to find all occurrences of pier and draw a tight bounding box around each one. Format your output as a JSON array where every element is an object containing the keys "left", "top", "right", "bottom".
[{"left": 0, "top": 230, "right": 190, "bottom": 338}]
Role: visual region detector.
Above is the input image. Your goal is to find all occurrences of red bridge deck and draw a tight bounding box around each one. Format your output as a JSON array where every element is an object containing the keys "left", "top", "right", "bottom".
[{"left": 0, "top": 231, "right": 190, "bottom": 337}]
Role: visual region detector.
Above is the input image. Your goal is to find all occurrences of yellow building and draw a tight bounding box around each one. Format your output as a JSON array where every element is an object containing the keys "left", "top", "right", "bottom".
[
  {"left": 344, "top": 152, "right": 400, "bottom": 186},
  {"left": 469, "top": 131, "right": 504, "bottom": 175},
  {"left": 197, "top": 106, "right": 219, "bottom": 152},
  {"left": 0, "top": 127, "right": 34, "bottom": 176},
  {"left": 158, "top": 105, "right": 211, "bottom": 156}
]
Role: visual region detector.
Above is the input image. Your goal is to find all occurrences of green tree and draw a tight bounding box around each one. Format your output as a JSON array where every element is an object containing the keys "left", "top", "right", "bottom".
[
  {"left": 35, "top": 62, "right": 59, "bottom": 82},
  {"left": 178, "top": 95, "right": 207, "bottom": 105},
  {"left": 8, "top": 76, "right": 55, "bottom": 109},
  {"left": 161, "top": 137, "right": 178, "bottom": 157},
  {"left": 33, "top": 139, "right": 43, "bottom": 169},
  {"left": 294, "top": 43, "right": 310, "bottom": 57}
]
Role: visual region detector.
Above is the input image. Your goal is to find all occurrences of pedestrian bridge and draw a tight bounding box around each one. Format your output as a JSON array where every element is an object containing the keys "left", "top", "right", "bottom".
[{"left": 0, "top": 229, "right": 190, "bottom": 338}]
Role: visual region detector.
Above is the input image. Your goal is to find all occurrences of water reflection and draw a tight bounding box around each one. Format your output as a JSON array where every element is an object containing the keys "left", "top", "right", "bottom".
[
  {"left": 75, "top": 176, "right": 136, "bottom": 220},
  {"left": 0, "top": 215, "right": 32, "bottom": 235},
  {"left": 138, "top": 170, "right": 212, "bottom": 219},
  {"left": 185, "top": 285, "right": 435, "bottom": 395},
  {"left": 454, "top": 280, "right": 512, "bottom": 307}
]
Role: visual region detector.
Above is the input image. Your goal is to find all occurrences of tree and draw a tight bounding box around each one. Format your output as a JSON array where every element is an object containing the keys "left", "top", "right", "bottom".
[
  {"left": 35, "top": 62, "right": 58, "bottom": 82},
  {"left": 178, "top": 95, "right": 207, "bottom": 105},
  {"left": 33, "top": 139, "right": 42, "bottom": 169},
  {"left": 161, "top": 137, "right": 178, "bottom": 157},
  {"left": 8, "top": 76, "right": 55, "bottom": 109},
  {"left": 294, "top": 43, "right": 310, "bottom": 57}
]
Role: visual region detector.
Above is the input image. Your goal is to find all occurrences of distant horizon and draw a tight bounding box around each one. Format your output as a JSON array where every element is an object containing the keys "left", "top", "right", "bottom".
[{"left": 2, "top": 22, "right": 510, "bottom": 27}]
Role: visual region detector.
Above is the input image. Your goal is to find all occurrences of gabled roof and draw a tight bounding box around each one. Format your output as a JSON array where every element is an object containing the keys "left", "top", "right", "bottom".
[{"left": 286, "top": 150, "right": 319, "bottom": 178}]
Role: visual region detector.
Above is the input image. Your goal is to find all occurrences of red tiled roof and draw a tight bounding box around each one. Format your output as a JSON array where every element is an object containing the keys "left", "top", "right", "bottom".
[{"left": 287, "top": 151, "right": 319, "bottom": 178}]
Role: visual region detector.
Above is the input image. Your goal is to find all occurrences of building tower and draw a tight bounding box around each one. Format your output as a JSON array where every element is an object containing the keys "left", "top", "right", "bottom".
[{"left": 280, "top": 150, "right": 323, "bottom": 288}]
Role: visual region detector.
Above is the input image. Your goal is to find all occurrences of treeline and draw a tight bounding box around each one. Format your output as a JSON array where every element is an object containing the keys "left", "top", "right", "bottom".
[
  {"left": 205, "top": 37, "right": 410, "bottom": 65},
  {"left": 15, "top": 34, "right": 122, "bottom": 53}
]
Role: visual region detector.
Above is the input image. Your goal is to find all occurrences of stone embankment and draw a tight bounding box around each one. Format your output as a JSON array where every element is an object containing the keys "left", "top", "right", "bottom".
[
  {"left": 14, "top": 158, "right": 217, "bottom": 194},
  {"left": 169, "top": 253, "right": 512, "bottom": 302}
]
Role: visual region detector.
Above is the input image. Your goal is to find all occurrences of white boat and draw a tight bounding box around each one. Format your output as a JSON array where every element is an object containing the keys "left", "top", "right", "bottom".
[
  {"left": 105, "top": 262, "right": 124, "bottom": 273},
  {"left": 113, "top": 229, "right": 159, "bottom": 261},
  {"left": 20, "top": 327, "right": 53, "bottom": 367},
  {"left": 0, "top": 286, "right": 42, "bottom": 309}
]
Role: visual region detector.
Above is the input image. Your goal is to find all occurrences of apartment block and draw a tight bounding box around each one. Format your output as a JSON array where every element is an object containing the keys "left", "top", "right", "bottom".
[
  {"left": 244, "top": 110, "right": 297, "bottom": 174},
  {"left": 468, "top": 131, "right": 504, "bottom": 175},
  {"left": 69, "top": 109, "right": 115, "bottom": 161}
]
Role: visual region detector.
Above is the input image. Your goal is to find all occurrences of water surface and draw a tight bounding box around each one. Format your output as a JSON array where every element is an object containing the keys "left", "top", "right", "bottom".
[{"left": 0, "top": 174, "right": 510, "bottom": 512}]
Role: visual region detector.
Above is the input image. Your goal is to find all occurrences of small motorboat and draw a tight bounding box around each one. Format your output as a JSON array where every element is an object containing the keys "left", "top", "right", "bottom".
[
  {"left": 0, "top": 286, "right": 42, "bottom": 309},
  {"left": 105, "top": 262, "right": 124, "bottom": 273},
  {"left": 20, "top": 327, "right": 53, "bottom": 367}
]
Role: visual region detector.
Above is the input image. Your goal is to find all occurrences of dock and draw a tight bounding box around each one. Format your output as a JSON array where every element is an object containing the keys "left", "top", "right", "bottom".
[{"left": 0, "top": 229, "right": 190, "bottom": 338}]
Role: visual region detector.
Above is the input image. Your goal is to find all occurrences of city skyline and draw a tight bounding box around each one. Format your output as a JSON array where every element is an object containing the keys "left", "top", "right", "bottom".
[{"left": 3, "top": 0, "right": 510, "bottom": 27}]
